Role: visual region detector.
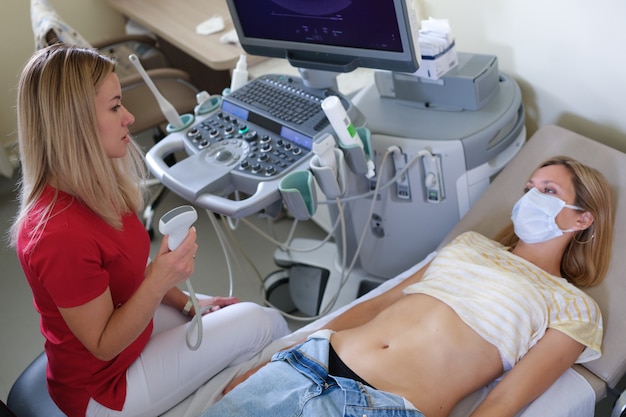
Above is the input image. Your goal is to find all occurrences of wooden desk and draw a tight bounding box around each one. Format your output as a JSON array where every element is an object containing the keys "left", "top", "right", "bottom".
[
  {"left": 107, "top": 0, "right": 244, "bottom": 70},
  {"left": 107, "top": 0, "right": 262, "bottom": 92}
]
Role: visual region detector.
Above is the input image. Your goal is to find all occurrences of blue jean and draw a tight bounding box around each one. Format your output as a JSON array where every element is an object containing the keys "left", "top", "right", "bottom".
[{"left": 201, "top": 331, "right": 425, "bottom": 417}]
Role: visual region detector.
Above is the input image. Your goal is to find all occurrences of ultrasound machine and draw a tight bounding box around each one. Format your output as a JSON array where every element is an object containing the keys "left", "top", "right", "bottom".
[{"left": 145, "top": 0, "right": 526, "bottom": 318}]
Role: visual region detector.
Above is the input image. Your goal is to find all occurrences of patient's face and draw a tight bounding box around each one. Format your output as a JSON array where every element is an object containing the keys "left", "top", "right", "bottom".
[{"left": 524, "top": 164, "right": 580, "bottom": 230}]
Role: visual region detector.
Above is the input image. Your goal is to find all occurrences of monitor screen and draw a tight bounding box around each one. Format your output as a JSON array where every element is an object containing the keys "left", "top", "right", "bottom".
[{"left": 226, "top": 0, "right": 420, "bottom": 74}]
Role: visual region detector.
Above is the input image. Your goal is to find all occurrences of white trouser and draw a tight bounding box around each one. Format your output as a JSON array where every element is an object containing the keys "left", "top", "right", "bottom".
[{"left": 86, "top": 301, "right": 289, "bottom": 417}]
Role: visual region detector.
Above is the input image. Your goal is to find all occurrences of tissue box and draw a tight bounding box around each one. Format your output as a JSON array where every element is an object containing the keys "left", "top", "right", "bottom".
[{"left": 414, "top": 41, "right": 459, "bottom": 80}]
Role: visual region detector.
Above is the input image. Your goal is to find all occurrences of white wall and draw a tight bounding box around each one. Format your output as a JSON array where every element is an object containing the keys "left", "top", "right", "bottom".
[
  {"left": 0, "top": 0, "right": 125, "bottom": 175},
  {"left": 416, "top": 0, "right": 626, "bottom": 152},
  {"left": 1, "top": 0, "right": 626, "bottom": 169}
]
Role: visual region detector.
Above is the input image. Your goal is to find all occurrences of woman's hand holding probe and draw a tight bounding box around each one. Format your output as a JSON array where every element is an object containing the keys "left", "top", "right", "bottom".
[
  {"left": 150, "top": 228, "right": 240, "bottom": 316},
  {"left": 148, "top": 227, "right": 198, "bottom": 294}
]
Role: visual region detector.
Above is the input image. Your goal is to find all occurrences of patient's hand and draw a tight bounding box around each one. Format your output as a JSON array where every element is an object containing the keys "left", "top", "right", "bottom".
[
  {"left": 223, "top": 362, "right": 267, "bottom": 394},
  {"left": 196, "top": 296, "right": 240, "bottom": 316}
]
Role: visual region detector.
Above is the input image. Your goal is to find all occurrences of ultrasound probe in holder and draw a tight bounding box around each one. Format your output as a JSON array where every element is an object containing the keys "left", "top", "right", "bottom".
[
  {"left": 312, "top": 133, "right": 337, "bottom": 176},
  {"left": 321, "top": 96, "right": 361, "bottom": 149},
  {"left": 321, "top": 96, "right": 375, "bottom": 178},
  {"left": 128, "top": 54, "right": 194, "bottom": 132}
]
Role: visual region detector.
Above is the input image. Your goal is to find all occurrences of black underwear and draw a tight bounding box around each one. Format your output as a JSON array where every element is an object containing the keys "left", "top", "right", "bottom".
[{"left": 328, "top": 343, "right": 374, "bottom": 388}]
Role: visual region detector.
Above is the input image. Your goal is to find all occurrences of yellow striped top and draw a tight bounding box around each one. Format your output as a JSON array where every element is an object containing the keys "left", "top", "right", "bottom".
[{"left": 404, "top": 231, "right": 602, "bottom": 371}]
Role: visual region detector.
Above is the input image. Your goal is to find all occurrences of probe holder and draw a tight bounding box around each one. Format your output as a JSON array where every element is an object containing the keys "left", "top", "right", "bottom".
[
  {"left": 194, "top": 94, "right": 221, "bottom": 115},
  {"left": 340, "top": 127, "right": 373, "bottom": 176},
  {"left": 165, "top": 113, "right": 195, "bottom": 133},
  {"left": 279, "top": 170, "right": 318, "bottom": 221},
  {"left": 309, "top": 148, "right": 347, "bottom": 199}
]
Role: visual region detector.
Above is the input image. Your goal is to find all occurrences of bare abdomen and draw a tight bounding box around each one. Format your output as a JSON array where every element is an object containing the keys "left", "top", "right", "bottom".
[{"left": 331, "top": 293, "right": 503, "bottom": 417}]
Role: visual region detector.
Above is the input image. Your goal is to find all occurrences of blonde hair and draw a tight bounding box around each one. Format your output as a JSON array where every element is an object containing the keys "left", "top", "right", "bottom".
[
  {"left": 495, "top": 156, "right": 615, "bottom": 287},
  {"left": 9, "top": 44, "right": 146, "bottom": 248}
]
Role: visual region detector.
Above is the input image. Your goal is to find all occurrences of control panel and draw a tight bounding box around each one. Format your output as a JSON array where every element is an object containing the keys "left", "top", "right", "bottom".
[
  {"left": 146, "top": 74, "right": 356, "bottom": 218},
  {"left": 183, "top": 110, "right": 309, "bottom": 180}
]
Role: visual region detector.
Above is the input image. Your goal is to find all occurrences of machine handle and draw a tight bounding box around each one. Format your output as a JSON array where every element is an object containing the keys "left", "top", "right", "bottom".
[
  {"left": 145, "top": 132, "right": 185, "bottom": 178},
  {"left": 195, "top": 180, "right": 283, "bottom": 218},
  {"left": 145, "top": 133, "right": 282, "bottom": 218},
  {"left": 466, "top": 126, "right": 526, "bottom": 186}
]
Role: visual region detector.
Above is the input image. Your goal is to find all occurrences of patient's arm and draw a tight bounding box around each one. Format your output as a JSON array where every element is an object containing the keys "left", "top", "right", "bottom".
[
  {"left": 469, "top": 328, "right": 584, "bottom": 417},
  {"left": 223, "top": 363, "right": 267, "bottom": 395}
]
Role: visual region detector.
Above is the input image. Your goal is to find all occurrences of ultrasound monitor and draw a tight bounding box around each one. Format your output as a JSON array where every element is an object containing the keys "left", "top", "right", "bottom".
[{"left": 226, "top": 0, "right": 421, "bottom": 89}]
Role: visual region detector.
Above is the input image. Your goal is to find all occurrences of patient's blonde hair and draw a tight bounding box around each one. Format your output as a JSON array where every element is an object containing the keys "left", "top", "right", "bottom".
[
  {"left": 495, "top": 156, "right": 615, "bottom": 287},
  {"left": 9, "top": 44, "right": 146, "bottom": 248}
]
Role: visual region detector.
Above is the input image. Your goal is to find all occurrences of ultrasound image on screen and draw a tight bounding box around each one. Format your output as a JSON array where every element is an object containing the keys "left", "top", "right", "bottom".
[
  {"left": 233, "top": 0, "right": 403, "bottom": 53},
  {"left": 272, "top": 0, "right": 353, "bottom": 16}
]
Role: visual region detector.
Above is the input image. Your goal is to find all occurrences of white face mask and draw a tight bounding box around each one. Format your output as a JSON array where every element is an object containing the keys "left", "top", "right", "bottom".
[{"left": 511, "top": 187, "right": 583, "bottom": 244}]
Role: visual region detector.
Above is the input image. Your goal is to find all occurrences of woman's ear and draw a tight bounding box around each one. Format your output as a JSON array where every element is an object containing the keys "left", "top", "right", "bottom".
[{"left": 577, "top": 211, "right": 595, "bottom": 230}]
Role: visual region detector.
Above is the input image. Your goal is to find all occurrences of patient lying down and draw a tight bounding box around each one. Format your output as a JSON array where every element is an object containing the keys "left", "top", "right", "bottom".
[{"left": 200, "top": 156, "right": 615, "bottom": 417}]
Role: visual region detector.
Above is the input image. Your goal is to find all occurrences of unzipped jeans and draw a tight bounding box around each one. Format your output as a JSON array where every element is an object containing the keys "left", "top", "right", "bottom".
[{"left": 200, "top": 330, "right": 425, "bottom": 417}]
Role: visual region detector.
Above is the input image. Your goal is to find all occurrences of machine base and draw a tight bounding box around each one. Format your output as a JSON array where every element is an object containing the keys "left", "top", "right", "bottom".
[{"left": 268, "top": 238, "right": 387, "bottom": 316}]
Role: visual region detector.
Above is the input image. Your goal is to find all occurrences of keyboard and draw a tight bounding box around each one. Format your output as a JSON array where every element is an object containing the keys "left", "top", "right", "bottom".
[
  {"left": 231, "top": 76, "right": 324, "bottom": 125},
  {"left": 181, "top": 74, "right": 349, "bottom": 180}
]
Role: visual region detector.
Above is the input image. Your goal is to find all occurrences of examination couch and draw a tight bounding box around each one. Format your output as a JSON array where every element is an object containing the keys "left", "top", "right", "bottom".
[{"left": 7, "top": 125, "right": 626, "bottom": 417}]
